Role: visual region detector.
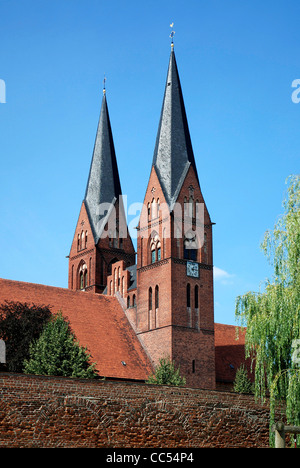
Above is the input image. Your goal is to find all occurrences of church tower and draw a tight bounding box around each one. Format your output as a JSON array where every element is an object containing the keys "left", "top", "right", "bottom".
[
  {"left": 68, "top": 89, "right": 135, "bottom": 294},
  {"left": 136, "top": 46, "right": 215, "bottom": 389}
]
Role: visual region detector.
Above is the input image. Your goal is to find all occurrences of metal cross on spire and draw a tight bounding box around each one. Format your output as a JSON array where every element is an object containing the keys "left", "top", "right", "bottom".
[{"left": 169, "top": 22, "right": 175, "bottom": 47}]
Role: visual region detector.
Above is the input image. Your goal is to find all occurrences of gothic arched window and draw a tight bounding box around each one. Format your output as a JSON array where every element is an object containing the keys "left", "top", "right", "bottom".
[
  {"left": 195, "top": 285, "right": 199, "bottom": 309},
  {"left": 187, "top": 283, "right": 191, "bottom": 308},
  {"left": 78, "top": 261, "right": 88, "bottom": 290},
  {"left": 149, "top": 287, "right": 152, "bottom": 310},
  {"left": 150, "top": 232, "right": 161, "bottom": 264},
  {"left": 155, "top": 285, "right": 159, "bottom": 309}
]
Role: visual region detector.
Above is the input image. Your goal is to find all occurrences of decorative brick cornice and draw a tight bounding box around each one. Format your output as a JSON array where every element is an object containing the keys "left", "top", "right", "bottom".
[
  {"left": 69, "top": 248, "right": 94, "bottom": 261},
  {"left": 172, "top": 258, "right": 213, "bottom": 270},
  {"left": 138, "top": 258, "right": 170, "bottom": 273}
]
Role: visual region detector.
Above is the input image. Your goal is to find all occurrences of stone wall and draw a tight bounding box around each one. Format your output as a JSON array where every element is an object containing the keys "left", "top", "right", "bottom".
[{"left": 0, "top": 373, "right": 272, "bottom": 448}]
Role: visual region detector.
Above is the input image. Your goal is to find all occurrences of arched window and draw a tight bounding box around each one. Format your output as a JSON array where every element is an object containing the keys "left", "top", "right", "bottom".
[
  {"left": 85, "top": 231, "right": 88, "bottom": 249},
  {"left": 127, "top": 296, "right": 130, "bottom": 308},
  {"left": 195, "top": 199, "right": 200, "bottom": 218},
  {"left": 157, "top": 242, "right": 161, "bottom": 261},
  {"left": 77, "top": 234, "right": 81, "bottom": 251},
  {"left": 151, "top": 241, "right": 156, "bottom": 264},
  {"left": 155, "top": 285, "right": 159, "bottom": 309},
  {"left": 119, "top": 233, "right": 123, "bottom": 249},
  {"left": 203, "top": 232, "right": 208, "bottom": 263},
  {"left": 78, "top": 262, "right": 88, "bottom": 290},
  {"left": 71, "top": 265, "right": 74, "bottom": 289},
  {"left": 118, "top": 266, "right": 121, "bottom": 290},
  {"left": 189, "top": 196, "right": 194, "bottom": 218},
  {"left": 141, "top": 236, "right": 144, "bottom": 267},
  {"left": 187, "top": 283, "right": 191, "bottom": 308},
  {"left": 150, "top": 232, "right": 161, "bottom": 264},
  {"left": 80, "top": 271, "right": 84, "bottom": 289},
  {"left": 151, "top": 198, "right": 156, "bottom": 219},
  {"left": 113, "top": 229, "right": 119, "bottom": 248},
  {"left": 195, "top": 285, "right": 199, "bottom": 309},
  {"left": 149, "top": 287, "right": 152, "bottom": 310},
  {"left": 133, "top": 294, "right": 136, "bottom": 307},
  {"left": 176, "top": 228, "right": 181, "bottom": 258},
  {"left": 184, "top": 196, "right": 188, "bottom": 217},
  {"left": 114, "top": 268, "right": 117, "bottom": 293},
  {"left": 147, "top": 203, "right": 151, "bottom": 221},
  {"left": 81, "top": 230, "right": 85, "bottom": 249}
]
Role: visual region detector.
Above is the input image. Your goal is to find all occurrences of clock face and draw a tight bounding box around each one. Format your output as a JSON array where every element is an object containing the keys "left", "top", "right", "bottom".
[{"left": 186, "top": 261, "right": 199, "bottom": 278}]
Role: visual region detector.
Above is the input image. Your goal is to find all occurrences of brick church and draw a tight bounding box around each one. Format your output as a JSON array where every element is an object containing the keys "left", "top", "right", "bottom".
[{"left": 0, "top": 45, "right": 249, "bottom": 389}]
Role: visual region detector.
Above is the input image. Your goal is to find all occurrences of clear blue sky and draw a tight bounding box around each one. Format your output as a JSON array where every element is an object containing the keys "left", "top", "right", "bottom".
[{"left": 0, "top": 0, "right": 299, "bottom": 325}]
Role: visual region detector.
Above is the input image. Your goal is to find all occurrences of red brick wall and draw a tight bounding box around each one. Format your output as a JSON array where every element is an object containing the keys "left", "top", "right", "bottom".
[{"left": 0, "top": 373, "right": 273, "bottom": 448}]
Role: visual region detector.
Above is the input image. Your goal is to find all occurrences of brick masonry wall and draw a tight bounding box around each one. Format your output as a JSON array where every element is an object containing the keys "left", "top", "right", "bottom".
[
  {"left": 0, "top": 373, "right": 273, "bottom": 448},
  {"left": 136, "top": 165, "right": 216, "bottom": 390}
]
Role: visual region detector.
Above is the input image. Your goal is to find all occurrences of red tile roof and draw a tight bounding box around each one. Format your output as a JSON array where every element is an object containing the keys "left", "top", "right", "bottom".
[{"left": 0, "top": 278, "right": 153, "bottom": 381}]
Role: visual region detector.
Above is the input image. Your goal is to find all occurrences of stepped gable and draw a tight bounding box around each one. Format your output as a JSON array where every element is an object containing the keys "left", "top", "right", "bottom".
[{"left": 0, "top": 278, "right": 153, "bottom": 381}]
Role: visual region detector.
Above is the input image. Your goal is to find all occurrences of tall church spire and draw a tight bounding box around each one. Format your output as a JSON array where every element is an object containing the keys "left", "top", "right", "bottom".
[
  {"left": 84, "top": 92, "right": 122, "bottom": 243},
  {"left": 152, "top": 48, "right": 199, "bottom": 209}
]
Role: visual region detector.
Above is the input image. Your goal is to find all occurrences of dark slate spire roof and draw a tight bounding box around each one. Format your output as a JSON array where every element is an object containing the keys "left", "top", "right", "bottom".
[
  {"left": 84, "top": 92, "right": 122, "bottom": 243},
  {"left": 152, "top": 48, "right": 199, "bottom": 209}
]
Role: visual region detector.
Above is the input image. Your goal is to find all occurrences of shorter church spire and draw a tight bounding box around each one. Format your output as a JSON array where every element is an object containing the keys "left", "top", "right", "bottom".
[{"left": 84, "top": 91, "right": 122, "bottom": 243}]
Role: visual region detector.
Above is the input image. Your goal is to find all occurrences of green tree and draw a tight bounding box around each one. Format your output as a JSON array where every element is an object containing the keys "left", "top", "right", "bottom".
[
  {"left": 0, "top": 301, "right": 52, "bottom": 372},
  {"left": 233, "top": 364, "right": 254, "bottom": 394},
  {"left": 147, "top": 356, "right": 186, "bottom": 387},
  {"left": 235, "top": 175, "right": 300, "bottom": 444},
  {"left": 24, "top": 312, "right": 97, "bottom": 379}
]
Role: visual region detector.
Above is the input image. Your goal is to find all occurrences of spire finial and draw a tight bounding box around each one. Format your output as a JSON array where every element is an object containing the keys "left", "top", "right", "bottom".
[
  {"left": 103, "top": 74, "right": 106, "bottom": 95},
  {"left": 169, "top": 22, "right": 175, "bottom": 49}
]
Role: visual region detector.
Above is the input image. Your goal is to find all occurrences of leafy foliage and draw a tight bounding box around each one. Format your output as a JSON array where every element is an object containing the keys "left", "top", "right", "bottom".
[
  {"left": 233, "top": 364, "right": 254, "bottom": 394},
  {"left": 235, "top": 175, "right": 300, "bottom": 444},
  {"left": 0, "top": 301, "right": 52, "bottom": 372},
  {"left": 24, "top": 312, "right": 97, "bottom": 379},
  {"left": 147, "top": 356, "right": 186, "bottom": 387}
]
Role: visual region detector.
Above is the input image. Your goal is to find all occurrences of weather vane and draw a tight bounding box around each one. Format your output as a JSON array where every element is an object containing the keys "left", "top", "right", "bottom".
[
  {"left": 169, "top": 22, "right": 175, "bottom": 47},
  {"left": 103, "top": 74, "right": 106, "bottom": 95}
]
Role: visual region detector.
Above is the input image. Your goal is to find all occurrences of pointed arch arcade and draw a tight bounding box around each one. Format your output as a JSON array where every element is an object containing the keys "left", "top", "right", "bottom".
[{"left": 77, "top": 260, "right": 88, "bottom": 290}]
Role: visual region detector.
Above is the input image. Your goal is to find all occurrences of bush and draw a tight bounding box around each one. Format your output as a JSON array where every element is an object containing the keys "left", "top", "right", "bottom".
[
  {"left": 23, "top": 312, "right": 97, "bottom": 379},
  {"left": 147, "top": 356, "right": 186, "bottom": 387},
  {"left": 233, "top": 364, "right": 254, "bottom": 394}
]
